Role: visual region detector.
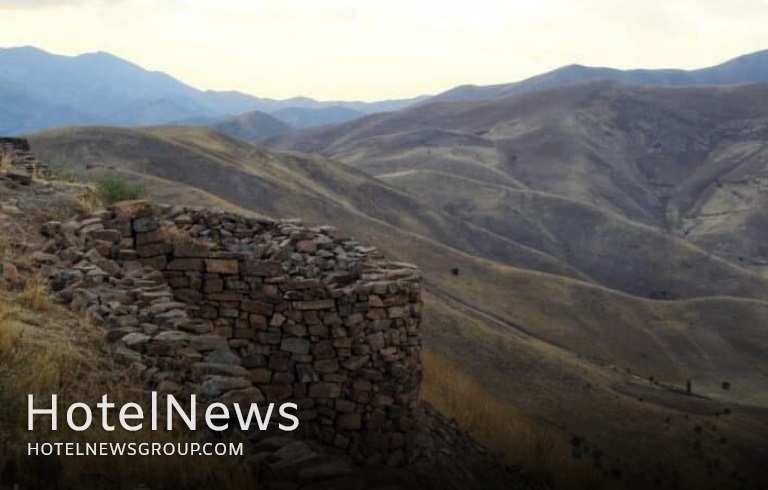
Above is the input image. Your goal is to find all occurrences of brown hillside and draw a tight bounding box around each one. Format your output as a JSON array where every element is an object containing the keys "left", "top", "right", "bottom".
[
  {"left": 266, "top": 82, "right": 768, "bottom": 274},
  {"left": 28, "top": 125, "right": 768, "bottom": 489}
]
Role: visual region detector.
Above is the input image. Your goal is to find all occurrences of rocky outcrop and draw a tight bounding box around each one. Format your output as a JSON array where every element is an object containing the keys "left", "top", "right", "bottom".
[
  {"left": 0, "top": 137, "right": 49, "bottom": 179},
  {"left": 1, "top": 176, "right": 542, "bottom": 490},
  {"left": 41, "top": 200, "right": 422, "bottom": 466}
]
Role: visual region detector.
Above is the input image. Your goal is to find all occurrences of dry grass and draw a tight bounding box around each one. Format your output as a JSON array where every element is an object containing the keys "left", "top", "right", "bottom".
[
  {"left": 421, "top": 347, "right": 606, "bottom": 490},
  {"left": 15, "top": 275, "right": 55, "bottom": 311},
  {"left": 0, "top": 155, "right": 12, "bottom": 172},
  {"left": 0, "top": 278, "right": 255, "bottom": 489},
  {"left": 76, "top": 184, "right": 103, "bottom": 213},
  {"left": 164, "top": 224, "right": 194, "bottom": 243}
]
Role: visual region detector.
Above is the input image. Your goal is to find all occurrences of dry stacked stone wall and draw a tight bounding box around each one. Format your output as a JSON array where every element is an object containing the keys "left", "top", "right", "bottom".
[
  {"left": 0, "top": 137, "right": 49, "bottom": 177},
  {"left": 43, "top": 200, "right": 423, "bottom": 465}
]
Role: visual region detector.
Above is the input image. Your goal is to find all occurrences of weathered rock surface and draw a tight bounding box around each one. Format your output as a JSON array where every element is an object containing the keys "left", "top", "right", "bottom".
[
  {"left": 1, "top": 176, "right": 543, "bottom": 490},
  {"left": 40, "top": 200, "right": 422, "bottom": 465}
]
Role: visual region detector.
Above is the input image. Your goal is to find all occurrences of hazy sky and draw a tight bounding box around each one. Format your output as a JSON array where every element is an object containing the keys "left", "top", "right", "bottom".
[{"left": 1, "top": 0, "right": 767, "bottom": 100}]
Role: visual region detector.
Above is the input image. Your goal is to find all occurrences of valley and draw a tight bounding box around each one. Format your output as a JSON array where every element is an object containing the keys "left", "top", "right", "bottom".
[{"left": 28, "top": 93, "right": 768, "bottom": 487}]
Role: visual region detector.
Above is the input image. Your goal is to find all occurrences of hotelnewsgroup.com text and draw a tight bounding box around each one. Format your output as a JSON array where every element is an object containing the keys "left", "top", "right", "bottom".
[
  {"left": 27, "top": 442, "right": 243, "bottom": 457},
  {"left": 25, "top": 393, "right": 299, "bottom": 457}
]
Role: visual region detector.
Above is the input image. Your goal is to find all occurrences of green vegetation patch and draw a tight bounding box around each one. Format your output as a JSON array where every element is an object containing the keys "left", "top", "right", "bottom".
[{"left": 95, "top": 174, "right": 147, "bottom": 205}]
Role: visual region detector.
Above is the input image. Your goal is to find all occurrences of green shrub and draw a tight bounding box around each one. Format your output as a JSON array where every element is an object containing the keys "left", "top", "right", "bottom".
[{"left": 96, "top": 175, "right": 146, "bottom": 205}]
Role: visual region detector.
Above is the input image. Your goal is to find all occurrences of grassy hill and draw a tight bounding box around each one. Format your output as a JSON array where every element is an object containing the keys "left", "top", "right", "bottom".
[
  {"left": 29, "top": 125, "right": 768, "bottom": 489},
  {"left": 208, "top": 110, "right": 292, "bottom": 143},
  {"left": 265, "top": 82, "right": 768, "bottom": 276}
]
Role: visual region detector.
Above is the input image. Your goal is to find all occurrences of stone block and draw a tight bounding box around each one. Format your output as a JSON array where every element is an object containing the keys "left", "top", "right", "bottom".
[
  {"left": 133, "top": 217, "right": 159, "bottom": 233},
  {"left": 336, "top": 413, "right": 362, "bottom": 430},
  {"left": 269, "top": 313, "right": 287, "bottom": 327},
  {"left": 308, "top": 382, "right": 341, "bottom": 398},
  {"left": 249, "top": 368, "right": 272, "bottom": 384},
  {"left": 242, "top": 355, "right": 267, "bottom": 369},
  {"left": 314, "top": 359, "right": 339, "bottom": 374},
  {"left": 241, "top": 300, "right": 273, "bottom": 316},
  {"left": 205, "top": 259, "right": 238, "bottom": 275},
  {"left": 273, "top": 372, "right": 295, "bottom": 384},
  {"left": 284, "top": 323, "right": 308, "bottom": 337},
  {"left": 111, "top": 200, "right": 152, "bottom": 221},
  {"left": 192, "top": 363, "right": 249, "bottom": 378},
  {"left": 258, "top": 332, "right": 282, "bottom": 345},
  {"left": 294, "top": 299, "right": 335, "bottom": 310},
  {"left": 166, "top": 258, "right": 203, "bottom": 271},
  {"left": 135, "top": 228, "right": 167, "bottom": 246},
  {"left": 335, "top": 399, "right": 356, "bottom": 413},
  {"left": 173, "top": 288, "right": 202, "bottom": 303},
  {"left": 188, "top": 335, "right": 229, "bottom": 352},
  {"left": 249, "top": 314, "right": 268, "bottom": 329},
  {"left": 137, "top": 242, "right": 172, "bottom": 258},
  {"left": 367, "top": 332, "right": 385, "bottom": 352},
  {"left": 312, "top": 340, "right": 335, "bottom": 360},
  {"left": 296, "top": 364, "right": 319, "bottom": 383},
  {"left": 173, "top": 240, "right": 210, "bottom": 257},
  {"left": 269, "top": 352, "right": 291, "bottom": 371},
  {"left": 261, "top": 384, "right": 294, "bottom": 402},
  {"left": 233, "top": 327, "right": 256, "bottom": 339},
  {"left": 281, "top": 337, "right": 311, "bottom": 355},
  {"left": 203, "top": 278, "right": 224, "bottom": 293},
  {"left": 86, "top": 229, "right": 122, "bottom": 244},
  {"left": 242, "top": 259, "right": 283, "bottom": 276}
]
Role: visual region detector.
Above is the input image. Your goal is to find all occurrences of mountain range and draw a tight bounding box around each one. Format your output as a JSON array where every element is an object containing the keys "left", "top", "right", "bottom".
[
  {"left": 266, "top": 81, "right": 768, "bottom": 297},
  {"left": 4, "top": 47, "right": 768, "bottom": 138},
  {"left": 428, "top": 49, "right": 768, "bottom": 103},
  {"left": 0, "top": 46, "right": 423, "bottom": 135},
  {"left": 6, "top": 44, "right": 768, "bottom": 488},
  {"left": 31, "top": 80, "right": 768, "bottom": 487}
]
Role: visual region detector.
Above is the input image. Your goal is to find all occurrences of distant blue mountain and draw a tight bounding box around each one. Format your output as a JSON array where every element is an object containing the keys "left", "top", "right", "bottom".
[
  {"left": 0, "top": 46, "right": 425, "bottom": 135},
  {"left": 428, "top": 49, "right": 768, "bottom": 104}
]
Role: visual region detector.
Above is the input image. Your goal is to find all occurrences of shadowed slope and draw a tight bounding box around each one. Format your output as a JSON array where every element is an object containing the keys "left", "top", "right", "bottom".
[
  {"left": 266, "top": 83, "right": 768, "bottom": 273},
  {"left": 26, "top": 125, "right": 768, "bottom": 488}
]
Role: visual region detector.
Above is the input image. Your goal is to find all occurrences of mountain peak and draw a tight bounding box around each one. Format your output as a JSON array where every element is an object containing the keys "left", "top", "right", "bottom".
[{"left": 427, "top": 48, "right": 768, "bottom": 104}]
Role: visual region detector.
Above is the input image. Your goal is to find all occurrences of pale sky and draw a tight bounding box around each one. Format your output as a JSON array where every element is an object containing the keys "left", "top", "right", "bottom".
[{"left": 1, "top": 0, "right": 768, "bottom": 101}]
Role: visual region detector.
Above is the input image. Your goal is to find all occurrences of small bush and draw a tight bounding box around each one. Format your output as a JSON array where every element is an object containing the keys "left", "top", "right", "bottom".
[{"left": 95, "top": 175, "right": 146, "bottom": 205}]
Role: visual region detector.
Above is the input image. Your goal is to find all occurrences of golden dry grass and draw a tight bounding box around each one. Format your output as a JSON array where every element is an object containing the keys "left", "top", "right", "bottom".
[
  {"left": 0, "top": 155, "right": 12, "bottom": 172},
  {"left": 75, "top": 183, "right": 103, "bottom": 213},
  {"left": 0, "top": 278, "right": 255, "bottom": 489},
  {"left": 421, "top": 347, "right": 606, "bottom": 490},
  {"left": 15, "top": 275, "right": 55, "bottom": 312},
  {"left": 27, "top": 124, "right": 768, "bottom": 487}
]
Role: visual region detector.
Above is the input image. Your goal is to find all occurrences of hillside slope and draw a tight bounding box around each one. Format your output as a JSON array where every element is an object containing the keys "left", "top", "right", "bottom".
[
  {"left": 266, "top": 82, "right": 768, "bottom": 275},
  {"left": 31, "top": 127, "right": 583, "bottom": 281},
  {"left": 270, "top": 106, "right": 365, "bottom": 129},
  {"left": 209, "top": 110, "right": 292, "bottom": 143},
  {"left": 27, "top": 126, "right": 768, "bottom": 488}
]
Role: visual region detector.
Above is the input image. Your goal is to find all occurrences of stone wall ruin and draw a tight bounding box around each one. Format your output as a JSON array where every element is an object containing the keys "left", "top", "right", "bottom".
[
  {"left": 42, "top": 200, "right": 423, "bottom": 465},
  {"left": 0, "top": 137, "right": 50, "bottom": 178}
]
